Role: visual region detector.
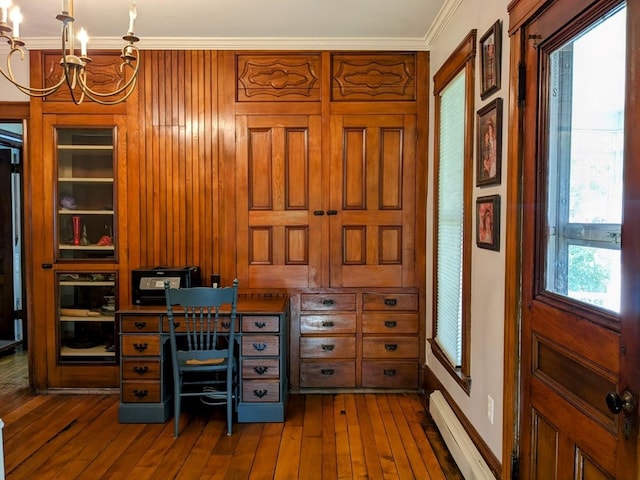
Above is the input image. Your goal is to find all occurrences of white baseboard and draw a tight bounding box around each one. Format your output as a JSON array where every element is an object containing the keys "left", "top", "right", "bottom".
[{"left": 429, "top": 391, "right": 495, "bottom": 480}]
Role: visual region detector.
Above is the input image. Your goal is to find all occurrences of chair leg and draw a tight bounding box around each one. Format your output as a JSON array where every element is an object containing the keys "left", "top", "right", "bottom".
[
  {"left": 226, "top": 374, "right": 233, "bottom": 436},
  {"left": 174, "top": 382, "right": 181, "bottom": 438}
]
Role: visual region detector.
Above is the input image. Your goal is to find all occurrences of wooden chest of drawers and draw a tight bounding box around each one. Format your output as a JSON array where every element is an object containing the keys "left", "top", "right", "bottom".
[
  {"left": 118, "top": 297, "right": 289, "bottom": 424},
  {"left": 292, "top": 290, "right": 420, "bottom": 390}
]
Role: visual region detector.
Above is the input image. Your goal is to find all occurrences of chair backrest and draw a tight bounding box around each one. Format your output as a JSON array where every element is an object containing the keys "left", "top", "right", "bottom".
[{"left": 164, "top": 279, "right": 239, "bottom": 363}]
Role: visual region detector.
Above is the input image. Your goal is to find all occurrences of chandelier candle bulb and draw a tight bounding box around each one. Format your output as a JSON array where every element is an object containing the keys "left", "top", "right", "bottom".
[
  {"left": 62, "top": 0, "right": 69, "bottom": 15},
  {"left": 9, "top": 6, "right": 19, "bottom": 37},
  {"left": 0, "top": 0, "right": 9, "bottom": 24},
  {"left": 77, "top": 28, "right": 88, "bottom": 57},
  {"left": 128, "top": 1, "right": 136, "bottom": 34}
]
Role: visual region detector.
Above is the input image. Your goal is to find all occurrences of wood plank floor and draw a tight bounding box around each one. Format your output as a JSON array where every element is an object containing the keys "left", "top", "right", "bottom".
[{"left": 0, "top": 349, "right": 462, "bottom": 479}]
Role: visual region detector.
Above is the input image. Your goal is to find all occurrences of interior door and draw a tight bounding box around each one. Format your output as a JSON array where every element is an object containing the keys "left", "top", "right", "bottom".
[
  {"left": 235, "top": 114, "right": 323, "bottom": 289},
  {"left": 520, "top": 0, "right": 639, "bottom": 478},
  {"left": 0, "top": 148, "right": 14, "bottom": 342},
  {"left": 329, "top": 114, "right": 416, "bottom": 288}
]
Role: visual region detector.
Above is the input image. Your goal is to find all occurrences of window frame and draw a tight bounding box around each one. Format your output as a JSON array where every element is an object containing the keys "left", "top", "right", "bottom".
[{"left": 429, "top": 30, "right": 477, "bottom": 393}]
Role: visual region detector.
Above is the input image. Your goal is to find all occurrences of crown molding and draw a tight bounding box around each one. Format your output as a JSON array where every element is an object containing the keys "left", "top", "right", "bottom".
[
  {"left": 21, "top": 36, "right": 430, "bottom": 51},
  {"left": 424, "top": 0, "right": 463, "bottom": 49}
]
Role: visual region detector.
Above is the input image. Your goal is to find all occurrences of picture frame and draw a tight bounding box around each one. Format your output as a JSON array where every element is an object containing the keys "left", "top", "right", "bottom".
[
  {"left": 476, "top": 97, "right": 502, "bottom": 187},
  {"left": 476, "top": 194, "right": 500, "bottom": 251},
  {"left": 479, "top": 20, "right": 502, "bottom": 100}
]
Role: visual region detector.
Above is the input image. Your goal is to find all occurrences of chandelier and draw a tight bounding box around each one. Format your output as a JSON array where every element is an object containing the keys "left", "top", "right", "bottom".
[{"left": 0, "top": 0, "right": 140, "bottom": 105}]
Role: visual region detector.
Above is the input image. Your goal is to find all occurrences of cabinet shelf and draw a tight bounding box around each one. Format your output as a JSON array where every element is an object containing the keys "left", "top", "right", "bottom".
[
  {"left": 59, "top": 210, "right": 115, "bottom": 215},
  {"left": 60, "top": 345, "right": 116, "bottom": 357},
  {"left": 60, "top": 315, "right": 115, "bottom": 322},
  {"left": 59, "top": 178, "right": 114, "bottom": 183},
  {"left": 59, "top": 245, "right": 115, "bottom": 251},
  {"left": 57, "top": 145, "right": 113, "bottom": 151}
]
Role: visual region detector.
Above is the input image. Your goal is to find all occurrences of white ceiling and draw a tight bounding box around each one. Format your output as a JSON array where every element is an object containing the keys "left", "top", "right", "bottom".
[{"left": 9, "top": 0, "right": 449, "bottom": 50}]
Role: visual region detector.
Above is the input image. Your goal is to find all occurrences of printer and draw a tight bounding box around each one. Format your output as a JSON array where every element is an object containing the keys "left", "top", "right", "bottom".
[{"left": 131, "top": 266, "right": 201, "bottom": 305}]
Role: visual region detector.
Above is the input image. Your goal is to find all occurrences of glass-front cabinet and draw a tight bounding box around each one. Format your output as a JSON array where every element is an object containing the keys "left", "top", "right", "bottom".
[
  {"left": 56, "top": 128, "right": 116, "bottom": 260},
  {"left": 57, "top": 272, "right": 117, "bottom": 364}
]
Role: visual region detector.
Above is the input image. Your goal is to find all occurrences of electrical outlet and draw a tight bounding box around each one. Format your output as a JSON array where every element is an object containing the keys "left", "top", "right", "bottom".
[{"left": 487, "top": 395, "right": 494, "bottom": 424}]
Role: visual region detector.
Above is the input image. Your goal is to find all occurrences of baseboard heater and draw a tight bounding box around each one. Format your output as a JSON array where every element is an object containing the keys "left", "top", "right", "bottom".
[{"left": 429, "top": 391, "right": 495, "bottom": 480}]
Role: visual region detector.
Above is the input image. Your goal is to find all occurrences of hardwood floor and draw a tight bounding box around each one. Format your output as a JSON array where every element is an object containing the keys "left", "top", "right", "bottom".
[{"left": 0, "top": 349, "right": 462, "bottom": 479}]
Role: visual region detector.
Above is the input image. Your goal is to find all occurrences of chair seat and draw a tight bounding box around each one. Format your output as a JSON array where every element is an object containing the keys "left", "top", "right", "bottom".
[{"left": 185, "top": 357, "right": 225, "bottom": 365}]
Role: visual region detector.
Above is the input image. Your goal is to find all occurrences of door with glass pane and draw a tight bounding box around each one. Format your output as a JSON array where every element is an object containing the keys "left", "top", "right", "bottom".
[{"left": 520, "top": 1, "right": 638, "bottom": 478}]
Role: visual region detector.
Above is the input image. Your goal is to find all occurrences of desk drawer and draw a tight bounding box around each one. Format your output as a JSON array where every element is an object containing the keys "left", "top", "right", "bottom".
[
  {"left": 121, "top": 381, "right": 161, "bottom": 403},
  {"left": 362, "top": 313, "right": 419, "bottom": 334},
  {"left": 361, "top": 361, "right": 419, "bottom": 388},
  {"left": 362, "top": 336, "right": 419, "bottom": 359},
  {"left": 242, "top": 380, "right": 280, "bottom": 402},
  {"left": 242, "top": 316, "right": 280, "bottom": 333},
  {"left": 300, "top": 362, "right": 356, "bottom": 388},
  {"left": 300, "top": 337, "right": 356, "bottom": 359},
  {"left": 242, "top": 335, "right": 280, "bottom": 357},
  {"left": 162, "top": 316, "right": 237, "bottom": 333},
  {"left": 121, "top": 335, "right": 161, "bottom": 356},
  {"left": 301, "top": 294, "right": 356, "bottom": 311},
  {"left": 121, "top": 316, "right": 160, "bottom": 333},
  {"left": 242, "top": 359, "right": 280, "bottom": 379},
  {"left": 363, "top": 293, "right": 418, "bottom": 311},
  {"left": 300, "top": 313, "right": 356, "bottom": 334},
  {"left": 122, "top": 359, "right": 161, "bottom": 380}
]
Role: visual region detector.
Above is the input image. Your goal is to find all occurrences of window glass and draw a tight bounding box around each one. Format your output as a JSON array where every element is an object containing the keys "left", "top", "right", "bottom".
[{"left": 545, "top": 7, "right": 625, "bottom": 313}]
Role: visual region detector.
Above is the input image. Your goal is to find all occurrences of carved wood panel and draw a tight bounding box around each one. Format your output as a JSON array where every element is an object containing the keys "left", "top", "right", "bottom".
[
  {"left": 236, "top": 53, "right": 321, "bottom": 102},
  {"left": 331, "top": 53, "right": 416, "bottom": 101},
  {"left": 42, "top": 51, "right": 128, "bottom": 103}
]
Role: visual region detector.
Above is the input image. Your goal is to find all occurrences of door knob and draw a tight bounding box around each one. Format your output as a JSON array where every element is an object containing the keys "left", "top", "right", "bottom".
[{"left": 605, "top": 391, "right": 636, "bottom": 415}]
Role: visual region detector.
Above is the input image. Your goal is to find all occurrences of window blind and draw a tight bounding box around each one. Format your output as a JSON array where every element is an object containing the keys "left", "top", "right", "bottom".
[{"left": 435, "top": 71, "right": 465, "bottom": 367}]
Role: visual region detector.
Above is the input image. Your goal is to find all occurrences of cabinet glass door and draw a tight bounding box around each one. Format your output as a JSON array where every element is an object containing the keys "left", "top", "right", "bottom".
[
  {"left": 57, "top": 271, "right": 117, "bottom": 363},
  {"left": 56, "top": 128, "right": 116, "bottom": 260}
]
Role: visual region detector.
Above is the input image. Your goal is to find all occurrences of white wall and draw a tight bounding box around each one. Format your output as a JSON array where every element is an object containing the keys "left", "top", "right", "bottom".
[
  {"left": 0, "top": 44, "right": 30, "bottom": 102},
  {"left": 425, "top": 0, "right": 511, "bottom": 461}
]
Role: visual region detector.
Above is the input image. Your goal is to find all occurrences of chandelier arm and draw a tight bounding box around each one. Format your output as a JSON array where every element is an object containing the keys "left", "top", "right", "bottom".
[
  {"left": 76, "top": 48, "right": 140, "bottom": 98},
  {"left": 75, "top": 52, "right": 140, "bottom": 105},
  {"left": 60, "top": 21, "right": 83, "bottom": 105},
  {"left": 0, "top": 41, "right": 65, "bottom": 96}
]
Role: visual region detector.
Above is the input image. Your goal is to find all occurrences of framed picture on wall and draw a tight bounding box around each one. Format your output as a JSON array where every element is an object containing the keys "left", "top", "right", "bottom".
[
  {"left": 476, "top": 194, "right": 500, "bottom": 251},
  {"left": 476, "top": 98, "right": 502, "bottom": 187},
  {"left": 479, "top": 20, "right": 502, "bottom": 99}
]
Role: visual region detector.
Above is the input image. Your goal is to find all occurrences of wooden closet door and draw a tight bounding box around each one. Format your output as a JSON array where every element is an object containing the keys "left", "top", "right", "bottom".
[
  {"left": 329, "top": 114, "right": 416, "bottom": 288},
  {"left": 235, "top": 115, "right": 323, "bottom": 289}
]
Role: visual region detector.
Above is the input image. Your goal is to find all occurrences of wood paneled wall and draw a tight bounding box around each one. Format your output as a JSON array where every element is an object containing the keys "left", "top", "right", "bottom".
[{"left": 127, "top": 51, "right": 220, "bottom": 279}]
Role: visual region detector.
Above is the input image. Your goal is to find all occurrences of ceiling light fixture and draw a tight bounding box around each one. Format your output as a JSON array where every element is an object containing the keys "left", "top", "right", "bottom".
[{"left": 0, "top": 0, "right": 140, "bottom": 105}]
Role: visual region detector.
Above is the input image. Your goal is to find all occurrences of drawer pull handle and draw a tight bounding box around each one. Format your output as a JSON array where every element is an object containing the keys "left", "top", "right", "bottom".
[
  {"left": 384, "top": 298, "right": 398, "bottom": 306},
  {"left": 321, "top": 344, "right": 335, "bottom": 351},
  {"left": 322, "top": 321, "right": 335, "bottom": 328},
  {"left": 253, "top": 366, "right": 269, "bottom": 375},
  {"left": 321, "top": 299, "right": 335, "bottom": 306},
  {"left": 254, "top": 321, "right": 266, "bottom": 329},
  {"left": 133, "top": 389, "right": 148, "bottom": 398},
  {"left": 252, "top": 343, "right": 267, "bottom": 352},
  {"left": 313, "top": 210, "right": 325, "bottom": 216},
  {"left": 222, "top": 321, "right": 231, "bottom": 329},
  {"left": 321, "top": 369, "right": 335, "bottom": 375},
  {"left": 384, "top": 320, "right": 397, "bottom": 328},
  {"left": 134, "top": 321, "right": 147, "bottom": 330},
  {"left": 384, "top": 369, "right": 397, "bottom": 376},
  {"left": 133, "top": 366, "right": 149, "bottom": 375},
  {"left": 384, "top": 344, "right": 398, "bottom": 351},
  {"left": 327, "top": 210, "right": 338, "bottom": 216},
  {"left": 173, "top": 321, "right": 181, "bottom": 329},
  {"left": 253, "top": 389, "right": 268, "bottom": 398},
  {"left": 133, "top": 343, "right": 148, "bottom": 352}
]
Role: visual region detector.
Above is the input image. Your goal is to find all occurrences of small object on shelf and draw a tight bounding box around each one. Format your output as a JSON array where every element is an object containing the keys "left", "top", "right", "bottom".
[
  {"left": 59, "top": 194, "right": 77, "bottom": 210},
  {"left": 97, "top": 235, "right": 113, "bottom": 246},
  {"left": 80, "top": 225, "right": 90, "bottom": 246},
  {"left": 72, "top": 216, "right": 81, "bottom": 245}
]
